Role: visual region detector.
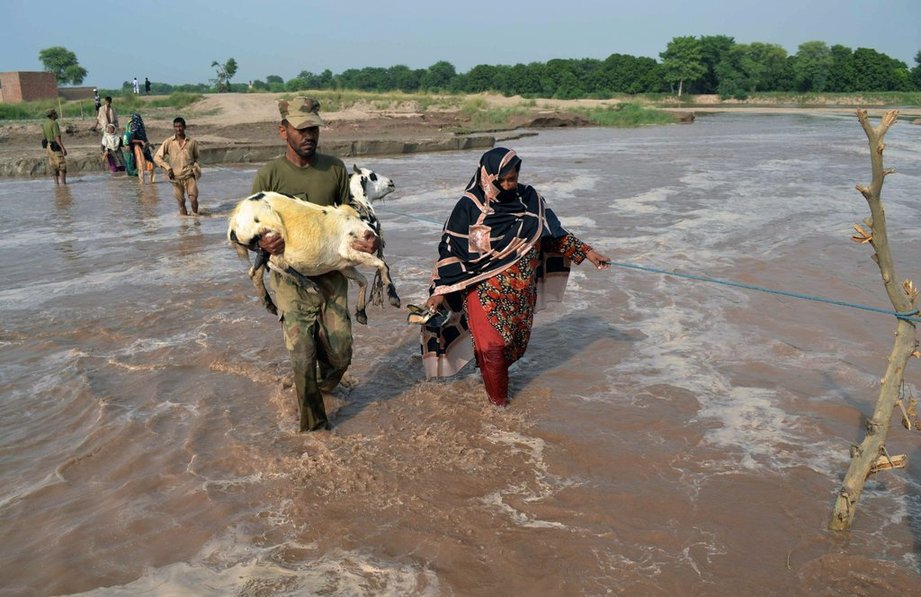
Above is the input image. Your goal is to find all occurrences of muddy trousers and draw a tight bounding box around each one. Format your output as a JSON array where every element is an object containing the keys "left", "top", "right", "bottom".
[
  {"left": 466, "top": 287, "right": 509, "bottom": 406},
  {"left": 170, "top": 176, "right": 199, "bottom": 213},
  {"left": 270, "top": 270, "right": 353, "bottom": 431}
]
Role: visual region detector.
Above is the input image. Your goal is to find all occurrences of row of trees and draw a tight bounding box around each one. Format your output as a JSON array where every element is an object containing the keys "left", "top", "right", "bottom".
[
  {"left": 250, "top": 38, "right": 921, "bottom": 99},
  {"left": 660, "top": 36, "right": 917, "bottom": 97},
  {"left": 41, "top": 38, "right": 921, "bottom": 100}
]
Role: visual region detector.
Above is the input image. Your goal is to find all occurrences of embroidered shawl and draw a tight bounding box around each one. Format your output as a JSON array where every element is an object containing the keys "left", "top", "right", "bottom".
[{"left": 422, "top": 147, "right": 573, "bottom": 378}]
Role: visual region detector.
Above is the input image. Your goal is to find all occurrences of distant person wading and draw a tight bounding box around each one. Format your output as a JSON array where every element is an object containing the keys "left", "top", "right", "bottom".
[
  {"left": 154, "top": 117, "right": 201, "bottom": 215},
  {"left": 41, "top": 108, "right": 67, "bottom": 185}
]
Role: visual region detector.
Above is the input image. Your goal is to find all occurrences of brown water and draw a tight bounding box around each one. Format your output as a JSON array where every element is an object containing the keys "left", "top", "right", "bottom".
[{"left": 2, "top": 115, "right": 921, "bottom": 596}]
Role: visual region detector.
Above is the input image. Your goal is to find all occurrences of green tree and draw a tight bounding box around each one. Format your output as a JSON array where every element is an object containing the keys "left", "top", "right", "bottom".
[
  {"left": 388, "top": 65, "right": 421, "bottom": 92},
  {"left": 659, "top": 36, "right": 705, "bottom": 96},
  {"left": 826, "top": 44, "right": 855, "bottom": 91},
  {"left": 793, "top": 41, "right": 832, "bottom": 91},
  {"left": 849, "top": 48, "right": 910, "bottom": 91},
  {"left": 210, "top": 57, "right": 238, "bottom": 92},
  {"left": 715, "top": 44, "right": 758, "bottom": 98},
  {"left": 911, "top": 50, "right": 921, "bottom": 90},
  {"left": 465, "top": 64, "right": 500, "bottom": 93},
  {"left": 743, "top": 42, "right": 789, "bottom": 91},
  {"left": 38, "top": 46, "right": 88, "bottom": 85},
  {"left": 691, "top": 35, "right": 735, "bottom": 94},
  {"left": 420, "top": 61, "right": 457, "bottom": 91},
  {"left": 506, "top": 63, "right": 544, "bottom": 96},
  {"left": 266, "top": 74, "right": 284, "bottom": 85}
]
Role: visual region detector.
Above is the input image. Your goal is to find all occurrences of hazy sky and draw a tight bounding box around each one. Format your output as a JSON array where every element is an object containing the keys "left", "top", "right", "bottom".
[{"left": 3, "top": 0, "right": 919, "bottom": 89}]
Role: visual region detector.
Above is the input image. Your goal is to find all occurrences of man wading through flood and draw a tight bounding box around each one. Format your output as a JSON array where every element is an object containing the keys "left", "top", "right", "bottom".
[{"left": 250, "top": 97, "right": 378, "bottom": 432}]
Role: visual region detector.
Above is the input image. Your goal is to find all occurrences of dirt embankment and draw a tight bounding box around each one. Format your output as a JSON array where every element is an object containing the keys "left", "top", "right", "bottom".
[
  {"left": 2, "top": 92, "right": 915, "bottom": 177},
  {"left": 0, "top": 93, "right": 586, "bottom": 177}
]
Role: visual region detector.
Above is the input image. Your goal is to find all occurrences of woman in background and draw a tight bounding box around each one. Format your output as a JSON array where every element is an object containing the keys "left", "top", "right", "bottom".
[
  {"left": 100, "top": 123, "right": 125, "bottom": 173},
  {"left": 123, "top": 113, "right": 155, "bottom": 184}
]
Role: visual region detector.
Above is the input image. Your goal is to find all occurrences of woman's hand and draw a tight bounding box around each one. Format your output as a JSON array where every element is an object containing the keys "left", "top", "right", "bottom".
[
  {"left": 585, "top": 249, "right": 610, "bottom": 270},
  {"left": 425, "top": 293, "right": 446, "bottom": 312}
]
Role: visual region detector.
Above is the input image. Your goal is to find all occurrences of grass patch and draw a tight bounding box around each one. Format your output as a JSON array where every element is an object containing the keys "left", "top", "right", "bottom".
[
  {"left": 467, "top": 106, "right": 531, "bottom": 128},
  {"left": 273, "top": 90, "right": 465, "bottom": 113},
  {"left": 579, "top": 103, "right": 677, "bottom": 127},
  {"left": 0, "top": 93, "right": 204, "bottom": 122},
  {"left": 113, "top": 92, "right": 203, "bottom": 113},
  {"left": 0, "top": 102, "right": 47, "bottom": 120},
  {"left": 147, "top": 92, "right": 203, "bottom": 109}
]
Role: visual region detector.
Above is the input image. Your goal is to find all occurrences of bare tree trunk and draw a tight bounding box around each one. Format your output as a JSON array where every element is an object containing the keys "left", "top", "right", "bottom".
[{"left": 829, "top": 110, "right": 919, "bottom": 531}]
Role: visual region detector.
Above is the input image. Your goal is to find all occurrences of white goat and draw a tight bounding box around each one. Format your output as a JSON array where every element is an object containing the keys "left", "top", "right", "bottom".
[{"left": 228, "top": 188, "right": 399, "bottom": 324}]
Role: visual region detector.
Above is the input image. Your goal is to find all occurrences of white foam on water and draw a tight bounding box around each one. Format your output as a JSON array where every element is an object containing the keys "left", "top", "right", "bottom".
[
  {"left": 611, "top": 186, "right": 676, "bottom": 215},
  {"left": 479, "top": 426, "right": 577, "bottom": 529},
  {"left": 71, "top": 545, "right": 441, "bottom": 596},
  {"left": 536, "top": 173, "right": 602, "bottom": 198},
  {"left": 558, "top": 215, "right": 597, "bottom": 229},
  {"left": 697, "top": 385, "right": 832, "bottom": 472}
]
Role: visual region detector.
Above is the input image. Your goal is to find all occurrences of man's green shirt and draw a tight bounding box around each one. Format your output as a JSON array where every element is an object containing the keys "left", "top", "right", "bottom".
[{"left": 251, "top": 153, "right": 349, "bottom": 205}]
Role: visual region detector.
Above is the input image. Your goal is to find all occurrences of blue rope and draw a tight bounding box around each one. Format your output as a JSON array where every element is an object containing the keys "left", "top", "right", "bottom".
[
  {"left": 607, "top": 261, "right": 921, "bottom": 323},
  {"left": 376, "top": 206, "right": 921, "bottom": 324}
]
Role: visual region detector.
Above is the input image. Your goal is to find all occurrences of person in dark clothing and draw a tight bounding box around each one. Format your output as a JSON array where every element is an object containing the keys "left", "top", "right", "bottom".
[{"left": 421, "top": 147, "right": 610, "bottom": 407}]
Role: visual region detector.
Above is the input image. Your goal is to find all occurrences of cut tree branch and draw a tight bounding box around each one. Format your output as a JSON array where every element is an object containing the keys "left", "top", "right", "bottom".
[{"left": 829, "top": 110, "right": 918, "bottom": 531}]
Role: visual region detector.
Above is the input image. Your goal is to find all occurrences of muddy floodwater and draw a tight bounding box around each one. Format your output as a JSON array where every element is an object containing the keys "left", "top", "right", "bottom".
[{"left": 2, "top": 114, "right": 921, "bottom": 595}]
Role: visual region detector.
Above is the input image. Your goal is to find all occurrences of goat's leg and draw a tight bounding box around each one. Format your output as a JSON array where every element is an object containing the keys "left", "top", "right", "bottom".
[
  {"left": 368, "top": 246, "right": 388, "bottom": 307},
  {"left": 249, "top": 264, "right": 277, "bottom": 315},
  {"left": 376, "top": 261, "right": 400, "bottom": 308},
  {"left": 369, "top": 269, "right": 384, "bottom": 307},
  {"left": 345, "top": 250, "right": 401, "bottom": 309},
  {"left": 340, "top": 266, "right": 369, "bottom": 325}
]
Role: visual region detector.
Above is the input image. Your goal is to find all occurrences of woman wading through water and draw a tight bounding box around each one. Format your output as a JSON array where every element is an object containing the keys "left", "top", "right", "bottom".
[{"left": 421, "top": 147, "right": 610, "bottom": 406}]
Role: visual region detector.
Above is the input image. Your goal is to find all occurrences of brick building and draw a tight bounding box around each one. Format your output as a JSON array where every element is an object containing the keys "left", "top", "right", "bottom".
[{"left": 0, "top": 71, "right": 58, "bottom": 103}]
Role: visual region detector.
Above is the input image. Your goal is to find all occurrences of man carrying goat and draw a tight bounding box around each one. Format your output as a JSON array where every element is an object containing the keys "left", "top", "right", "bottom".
[{"left": 250, "top": 97, "right": 378, "bottom": 432}]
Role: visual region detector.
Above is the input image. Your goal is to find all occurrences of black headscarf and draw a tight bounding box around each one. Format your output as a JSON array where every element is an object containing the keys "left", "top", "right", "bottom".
[
  {"left": 430, "top": 147, "right": 568, "bottom": 295},
  {"left": 126, "top": 113, "right": 149, "bottom": 143}
]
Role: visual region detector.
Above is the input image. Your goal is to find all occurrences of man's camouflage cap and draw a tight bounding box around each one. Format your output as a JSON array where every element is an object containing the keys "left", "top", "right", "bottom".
[{"left": 278, "top": 96, "right": 325, "bottom": 128}]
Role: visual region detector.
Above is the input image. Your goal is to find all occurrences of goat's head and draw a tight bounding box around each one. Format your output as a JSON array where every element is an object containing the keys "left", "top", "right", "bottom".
[
  {"left": 350, "top": 164, "right": 395, "bottom": 206},
  {"left": 227, "top": 192, "right": 285, "bottom": 258}
]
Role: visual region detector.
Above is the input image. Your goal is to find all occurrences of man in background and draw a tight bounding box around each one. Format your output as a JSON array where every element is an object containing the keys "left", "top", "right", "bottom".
[
  {"left": 96, "top": 96, "right": 119, "bottom": 133},
  {"left": 154, "top": 117, "right": 201, "bottom": 215},
  {"left": 42, "top": 108, "right": 67, "bottom": 185}
]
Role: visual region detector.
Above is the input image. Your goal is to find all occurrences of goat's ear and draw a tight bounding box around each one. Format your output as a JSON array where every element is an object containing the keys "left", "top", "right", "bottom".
[{"left": 353, "top": 164, "right": 361, "bottom": 174}]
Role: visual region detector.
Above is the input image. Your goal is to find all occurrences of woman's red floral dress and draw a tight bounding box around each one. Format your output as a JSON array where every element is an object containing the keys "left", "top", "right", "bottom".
[{"left": 474, "top": 234, "right": 591, "bottom": 363}]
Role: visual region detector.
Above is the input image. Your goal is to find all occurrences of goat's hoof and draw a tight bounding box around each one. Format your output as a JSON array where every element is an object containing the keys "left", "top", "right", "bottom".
[
  {"left": 355, "top": 309, "right": 368, "bottom": 325},
  {"left": 387, "top": 287, "right": 401, "bottom": 308}
]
